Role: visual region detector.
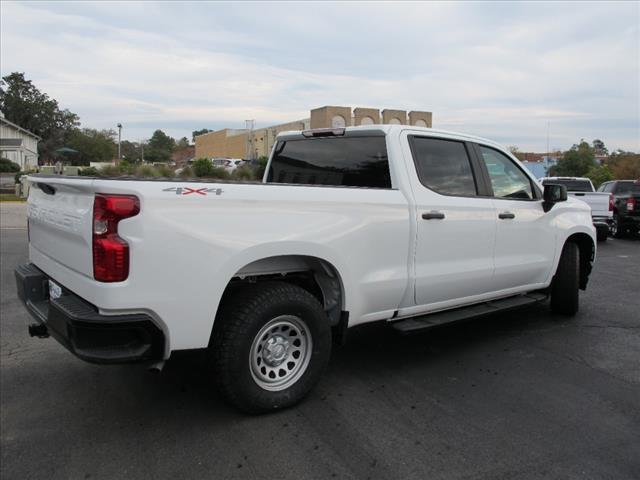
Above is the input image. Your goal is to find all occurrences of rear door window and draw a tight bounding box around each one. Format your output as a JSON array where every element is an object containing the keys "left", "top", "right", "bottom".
[
  {"left": 267, "top": 136, "right": 391, "bottom": 188},
  {"left": 409, "top": 136, "right": 478, "bottom": 196}
]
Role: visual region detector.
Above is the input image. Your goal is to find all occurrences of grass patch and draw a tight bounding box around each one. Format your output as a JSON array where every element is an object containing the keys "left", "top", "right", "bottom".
[{"left": 0, "top": 193, "right": 26, "bottom": 202}]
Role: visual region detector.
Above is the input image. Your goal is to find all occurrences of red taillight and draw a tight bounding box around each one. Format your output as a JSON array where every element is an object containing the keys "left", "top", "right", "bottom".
[
  {"left": 93, "top": 194, "right": 140, "bottom": 282},
  {"left": 609, "top": 194, "right": 614, "bottom": 212},
  {"left": 627, "top": 197, "right": 636, "bottom": 212}
]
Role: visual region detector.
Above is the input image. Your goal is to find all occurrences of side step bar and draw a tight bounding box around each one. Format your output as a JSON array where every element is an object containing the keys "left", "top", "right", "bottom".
[{"left": 391, "top": 292, "right": 548, "bottom": 334}]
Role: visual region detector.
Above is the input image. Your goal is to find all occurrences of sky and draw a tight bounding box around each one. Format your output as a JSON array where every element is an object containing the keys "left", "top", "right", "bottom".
[{"left": 1, "top": 1, "right": 639, "bottom": 152}]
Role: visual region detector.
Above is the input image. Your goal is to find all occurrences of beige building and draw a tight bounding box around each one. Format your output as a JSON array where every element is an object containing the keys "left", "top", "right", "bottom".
[
  {"left": 195, "top": 105, "right": 432, "bottom": 160},
  {"left": 0, "top": 114, "right": 40, "bottom": 169}
]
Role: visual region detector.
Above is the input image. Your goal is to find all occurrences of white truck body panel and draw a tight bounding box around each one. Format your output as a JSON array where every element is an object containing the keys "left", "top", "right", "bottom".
[{"left": 25, "top": 126, "right": 596, "bottom": 357}]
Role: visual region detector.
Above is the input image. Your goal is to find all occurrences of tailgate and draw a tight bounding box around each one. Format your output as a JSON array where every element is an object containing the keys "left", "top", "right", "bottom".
[
  {"left": 570, "top": 192, "right": 610, "bottom": 217},
  {"left": 27, "top": 176, "right": 96, "bottom": 278}
]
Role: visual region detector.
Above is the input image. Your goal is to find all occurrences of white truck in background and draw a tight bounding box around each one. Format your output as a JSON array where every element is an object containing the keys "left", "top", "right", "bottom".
[
  {"left": 540, "top": 177, "right": 612, "bottom": 241},
  {"left": 16, "top": 125, "right": 596, "bottom": 413}
]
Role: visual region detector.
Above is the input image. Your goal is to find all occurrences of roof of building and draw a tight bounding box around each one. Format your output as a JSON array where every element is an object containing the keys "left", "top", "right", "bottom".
[{"left": 0, "top": 116, "right": 42, "bottom": 140}]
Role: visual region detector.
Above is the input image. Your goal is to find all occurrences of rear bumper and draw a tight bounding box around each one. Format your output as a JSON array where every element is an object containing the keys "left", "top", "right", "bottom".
[
  {"left": 14, "top": 263, "right": 164, "bottom": 364},
  {"left": 592, "top": 215, "right": 611, "bottom": 230}
]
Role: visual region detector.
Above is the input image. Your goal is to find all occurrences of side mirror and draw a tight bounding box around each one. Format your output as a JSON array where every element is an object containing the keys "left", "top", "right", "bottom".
[{"left": 542, "top": 183, "right": 567, "bottom": 212}]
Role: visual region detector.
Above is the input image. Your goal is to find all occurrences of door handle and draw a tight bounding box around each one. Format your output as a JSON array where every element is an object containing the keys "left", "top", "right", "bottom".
[
  {"left": 498, "top": 212, "right": 515, "bottom": 219},
  {"left": 422, "top": 211, "right": 445, "bottom": 220}
]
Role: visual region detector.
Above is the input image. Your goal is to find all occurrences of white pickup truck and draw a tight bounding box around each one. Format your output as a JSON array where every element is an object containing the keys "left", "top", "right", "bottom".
[
  {"left": 540, "top": 177, "right": 612, "bottom": 241},
  {"left": 15, "top": 125, "right": 596, "bottom": 413}
]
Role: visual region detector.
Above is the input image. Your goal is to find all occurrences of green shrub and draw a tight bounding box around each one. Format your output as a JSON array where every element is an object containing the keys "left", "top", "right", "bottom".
[
  {"left": 179, "top": 166, "right": 193, "bottom": 178},
  {"left": 117, "top": 160, "right": 136, "bottom": 175},
  {"left": 255, "top": 156, "right": 269, "bottom": 179},
  {"left": 192, "top": 158, "right": 213, "bottom": 177},
  {"left": 100, "top": 164, "right": 121, "bottom": 176},
  {"left": 79, "top": 166, "right": 99, "bottom": 176},
  {"left": 135, "top": 164, "right": 159, "bottom": 178},
  {"left": 155, "top": 164, "right": 175, "bottom": 178},
  {"left": 209, "top": 166, "right": 230, "bottom": 180},
  {"left": 0, "top": 158, "right": 21, "bottom": 173},
  {"left": 233, "top": 165, "right": 256, "bottom": 181},
  {"left": 14, "top": 171, "right": 26, "bottom": 183}
]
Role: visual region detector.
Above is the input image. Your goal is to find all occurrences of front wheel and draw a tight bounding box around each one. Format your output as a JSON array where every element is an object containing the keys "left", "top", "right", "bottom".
[
  {"left": 550, "top": 242, "right": 580, "bottom": 316},
  {"left": 210, "top": 282, "right": 331, "bottom": 414}
]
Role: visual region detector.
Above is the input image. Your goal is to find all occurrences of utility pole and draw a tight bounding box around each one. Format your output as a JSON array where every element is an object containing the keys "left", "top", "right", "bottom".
[
  {"left": 117, "top": 123, "right": 122, "bottom": 160},
  {"left": 245, "top": 119, "right": 255, "bottom": 161}
]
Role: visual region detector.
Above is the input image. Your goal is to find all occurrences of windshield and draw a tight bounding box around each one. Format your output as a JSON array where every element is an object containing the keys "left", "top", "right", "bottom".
[{"left": 542, "top": 179, "right": 593, "bottom": 192}]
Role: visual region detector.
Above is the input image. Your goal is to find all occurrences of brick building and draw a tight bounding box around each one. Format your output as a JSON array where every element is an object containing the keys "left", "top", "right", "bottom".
[{"left": 195, "top": 105, "right": 433, "bottom": 160}]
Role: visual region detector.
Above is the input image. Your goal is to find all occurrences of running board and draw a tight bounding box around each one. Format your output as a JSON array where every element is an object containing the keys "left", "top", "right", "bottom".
[{"left": 391, "top": 292, "right": 548, "bottom": 334}]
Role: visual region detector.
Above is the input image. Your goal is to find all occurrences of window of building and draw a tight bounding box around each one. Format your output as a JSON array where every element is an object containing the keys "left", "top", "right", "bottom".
[
  {"left": 360, "top": 116, "right": 374, "bottom": 125},
  {"left": 267, "top": 136, "right": 391, "bottom": 188},
  {"left": 479, "top": 146, "right": 534, "bottom": 200},
  {"left": 409, "top": 136, "right": 477, "bottom": 196},
  {"left": 414, "top": 119, "right": 427, "bottom": 127},
  {"left": 389, "top": 118, "right": 401, "bottom": 125}
]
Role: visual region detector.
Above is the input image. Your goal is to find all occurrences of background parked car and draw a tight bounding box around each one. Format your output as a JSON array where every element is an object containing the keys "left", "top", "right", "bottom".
[
  {"left": 540, "top": 177, "right": 611, "bottom": 241},
  {"left": 212, "top": 158, "right": 248, "bottom": 173},
  {"left": 597, "top": 180, "right": 640, "bottom": 238}
]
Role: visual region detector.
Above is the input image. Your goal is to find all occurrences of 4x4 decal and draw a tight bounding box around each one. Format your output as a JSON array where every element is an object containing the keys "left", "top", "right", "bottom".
[{"left": 162, "top": 187, "right": 223, "bottom": 196}]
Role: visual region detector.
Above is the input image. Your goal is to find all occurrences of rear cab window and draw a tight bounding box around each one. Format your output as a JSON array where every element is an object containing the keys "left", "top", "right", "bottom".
[
  {"left": 266, "top": 135, "right": 391, "bottom": 188},
  {"left": 408, "top": 136, "right": 478, "bottom": 196},
  {"left": 542, "top": 179, "right": 593, "bottom": 192}
]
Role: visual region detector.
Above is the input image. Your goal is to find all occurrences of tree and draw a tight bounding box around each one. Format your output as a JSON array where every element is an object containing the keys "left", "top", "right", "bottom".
[
  {"left": 592, "top": 139, "right": 608, "bottom": 156},
  {"left": 120, "top": 140, "right": 143, "bottom": 163},
  {"left": 176, "top": 137, "right": 190, "bottom": 148},
  {"left": 192, "top": 128, "right": 212, "bottom": 142},
  {"left": 585, "top": 164, "right": 613, "bottom": 189},
  {"left": 607, "top": 151, "right": 640, "bottom": 179},
  {"left": 548, "top": 140, "right": 596, "bottom": 177},
  {"left": 145, "top": 129, "right": 175, "bottom": 163},
  {"left": 66, "top": 128, "right": 117, "bottom": 165},
  {"left": 508, "top": 146, "right": 519, "bottom": 155},
  {"left": 0, "top": 72, "right": 79, "bottom": 163}
]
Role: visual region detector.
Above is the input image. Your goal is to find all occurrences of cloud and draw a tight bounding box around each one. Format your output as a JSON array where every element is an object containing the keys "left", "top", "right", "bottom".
[{"left": 1, "top": 0, "right": 638, "bottom": 151}]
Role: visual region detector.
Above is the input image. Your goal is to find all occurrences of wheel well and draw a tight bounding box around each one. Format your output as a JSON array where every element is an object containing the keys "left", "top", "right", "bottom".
[
  {"left": 566, "top": 233, "right": 594, "bottom": 290},
  {"left": 220, "top": 255, "right": 344, "bottom": 326}
]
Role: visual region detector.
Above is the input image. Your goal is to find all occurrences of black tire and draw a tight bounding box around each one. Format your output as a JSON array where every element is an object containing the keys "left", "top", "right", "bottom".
[
  {"left": 611, "top": 213, "right": 625, "bottom": 238},
  {"left": 596, "top": 228, "right": 608, "bottom": 242},
  {"left": 210, "top": 282, "right": 331, "bottom": 414},
  {"left": 550, "top": 242, "right": 580, "bottom": 316}
]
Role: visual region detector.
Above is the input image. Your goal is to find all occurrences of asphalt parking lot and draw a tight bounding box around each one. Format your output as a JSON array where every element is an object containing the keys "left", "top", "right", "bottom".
[{"left": 1, "top": 207, "right": 639, "bottom": 480}]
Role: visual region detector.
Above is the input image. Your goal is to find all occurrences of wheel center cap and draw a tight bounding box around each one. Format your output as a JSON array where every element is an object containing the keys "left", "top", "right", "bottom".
[{"left": 263, "top": 335, "right": 289, "bottom": 366}]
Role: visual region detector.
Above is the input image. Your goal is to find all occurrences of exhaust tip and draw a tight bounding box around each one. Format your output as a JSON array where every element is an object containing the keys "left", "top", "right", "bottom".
[{"left": 148, "top": 361, "right": 165, "bottom": 373}]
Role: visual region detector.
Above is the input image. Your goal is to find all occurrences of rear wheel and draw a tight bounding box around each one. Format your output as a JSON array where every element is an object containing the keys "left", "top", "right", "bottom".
[
  {"left": 550, "top": 242, "right": 580, "bottom": 316},
  {"left": 610, "top": 213, "right": 625, "bottom": 238},
  {"left": 596, "top": 227, "right": 608, "bottom": 242},
  {"left": 210, "top": 282, "right": 331, "bottom": 414}
]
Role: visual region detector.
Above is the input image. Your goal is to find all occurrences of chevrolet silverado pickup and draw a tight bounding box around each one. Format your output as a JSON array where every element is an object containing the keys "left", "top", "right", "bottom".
[
  {"left": 15, "top": 125, "right": 596, "bottom": 413},
  {"left": 540, "top": 177, "right": 612, "bottom": 241}
]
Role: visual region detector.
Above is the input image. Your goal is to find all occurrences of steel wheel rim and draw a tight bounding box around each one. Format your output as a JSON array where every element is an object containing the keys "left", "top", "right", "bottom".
[{"left": 249, "top": 315, "right": 312, "bottom": 391}]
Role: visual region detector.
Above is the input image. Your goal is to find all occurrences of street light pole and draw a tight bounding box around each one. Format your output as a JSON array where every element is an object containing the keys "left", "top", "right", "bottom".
[{"left": 117, "top": 123, "right": 122, "bottom": 160}]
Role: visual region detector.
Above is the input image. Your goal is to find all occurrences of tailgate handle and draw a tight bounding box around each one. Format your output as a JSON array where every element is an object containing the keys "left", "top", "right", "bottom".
[{"left": 36, "top": 183, "right": 56, "bottom": 195}]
